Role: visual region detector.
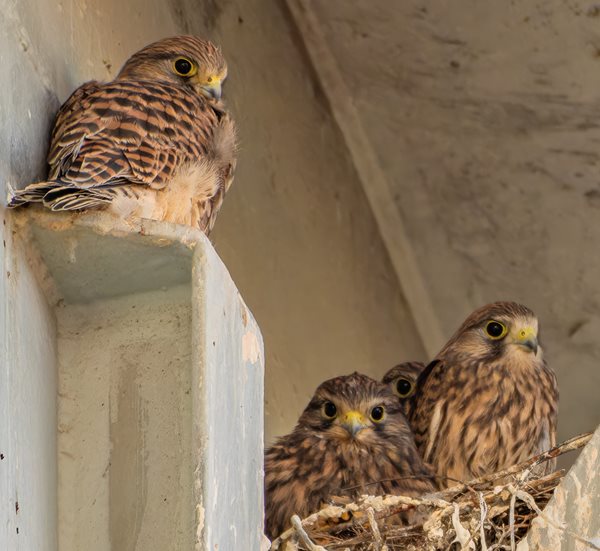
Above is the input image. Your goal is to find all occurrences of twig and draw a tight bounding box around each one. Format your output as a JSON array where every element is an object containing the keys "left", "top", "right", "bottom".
[
  {"left": 291, "top": 514, "right": 328, "bottom": 551},
  {"left": 444, "top": 432, "right": 592, "bottom": 495},
  {"left": 451, "top": 503, "right": 476, "bottom": 550},
  {"left": 508, "top": 490, "right": 516, "bottom": 551},
  {"left": 366, "top": 507, "right": 384, "bottom": 551},
  {"left": 478, "top": 492, "right": 489, "bottom": 551}
]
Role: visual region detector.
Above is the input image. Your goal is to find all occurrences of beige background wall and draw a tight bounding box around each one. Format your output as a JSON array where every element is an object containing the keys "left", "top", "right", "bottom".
[{"left": 309, "top": 0, "right": 600, "bottom": 444}]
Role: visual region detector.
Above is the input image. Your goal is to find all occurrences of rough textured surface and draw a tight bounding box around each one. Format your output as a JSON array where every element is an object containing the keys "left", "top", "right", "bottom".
[
  {"left": 0, "top": 213, "right": 58, "bottom": 551},
  {"left": 57, "top": 287, "right": 194, "bottom": 551},
  {"left": 308, "top": 0, "right": 600, "bottom": 446},
  {"left": 193, "top": 242, "right": 265, "bottom": 548},
  {"left": 519, "top": 424, "right": 600, "bottom": 550}
]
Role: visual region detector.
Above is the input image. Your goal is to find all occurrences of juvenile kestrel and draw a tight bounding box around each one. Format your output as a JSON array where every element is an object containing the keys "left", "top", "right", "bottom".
[
  {"left": 410, "top": 301, "right": 558, "bottom": 486},
  {"left": 382, "top": 361, "right": 425, "bottom": 417},
  {"left": 264, "top": 372, "right": 435, "bottom": 540},
  {"left": 8, "top": 36, "right": 236, "bottom": 235}
]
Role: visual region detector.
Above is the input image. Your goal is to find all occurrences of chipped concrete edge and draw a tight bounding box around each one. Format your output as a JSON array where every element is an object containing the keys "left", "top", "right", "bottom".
[{"left": 518, "top": 424, "right": 600, "bottom": 551}]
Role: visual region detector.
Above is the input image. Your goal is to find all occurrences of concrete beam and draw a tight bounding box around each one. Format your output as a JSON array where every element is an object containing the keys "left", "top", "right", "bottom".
[
  {"left": 284, "top": 0, "right": 445, "bottom": 357},
  {"left": 4, "top": 210, "right": 264, "bottom": 551}
]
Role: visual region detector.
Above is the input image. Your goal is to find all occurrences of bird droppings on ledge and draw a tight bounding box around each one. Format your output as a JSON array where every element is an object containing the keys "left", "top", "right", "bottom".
[{"left": 243, "top": 330, "right": 262, "bottom": 364}]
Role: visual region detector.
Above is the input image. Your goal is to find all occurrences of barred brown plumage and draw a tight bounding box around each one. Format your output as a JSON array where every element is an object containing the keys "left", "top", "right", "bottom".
[
  {"left": 382, "top": 361, "right": 425, "bottom": 418},
  {"left": 410, "top": 301, "right": 559, "bottom": 487},
  {"left": 264, "top": 372, "right": 436, "bottom": 540},
  {"left": 8, "top": 35, "right": 236, "bottom": 235}
]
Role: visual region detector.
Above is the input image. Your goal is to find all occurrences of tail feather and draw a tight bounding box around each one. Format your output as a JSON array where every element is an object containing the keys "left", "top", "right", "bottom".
[
  {"left": 43, "top": 186, "right": 113, "bottom": 211},
  {"left": 7, "top": 180, "right": 116, "bottom": 211},
  {"left": 7, "top": 181, "right": 59, "bottom": 207}
]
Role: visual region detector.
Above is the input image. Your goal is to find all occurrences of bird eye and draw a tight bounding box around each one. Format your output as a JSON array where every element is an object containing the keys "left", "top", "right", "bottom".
[
  {"left": 322, "top": 401, "right": 337, "bottom": 419},
  {"left": 370, "top": 406, "right": 385, "bottom": 422},
  {"left": 485, "top": 320, "right": 507, "bottom": 340},
  {"left": 394, "top": 378, "right": 415, "bottom": 398},
  {"left": 173, "top": 57, "right": 196, "bottom": 77}
]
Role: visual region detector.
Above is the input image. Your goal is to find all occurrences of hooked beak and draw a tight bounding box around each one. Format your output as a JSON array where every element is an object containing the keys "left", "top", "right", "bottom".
[
  {"left": 514, "top": 327, "right": 538, "bottom": 354},
  {"left": 341, "top": 411, "right": 369, "bottom": 437},
  {"left": 200, "top": 80, "right": 222, "bottom": 101}
]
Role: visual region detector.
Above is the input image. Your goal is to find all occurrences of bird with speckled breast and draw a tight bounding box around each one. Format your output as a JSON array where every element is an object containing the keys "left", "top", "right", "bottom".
[
  {"left": 8, "top": 36, "right": 236, "bottom": 235},
  {"left": 410, "top": 301, "right": 558, "bottom": 487},
  {"left": 264, "top": 372, "right": 436, "bottom": 540}
]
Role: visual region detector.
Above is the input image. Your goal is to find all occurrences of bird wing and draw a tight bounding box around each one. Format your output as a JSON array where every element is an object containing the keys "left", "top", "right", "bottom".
[
  {"left": 410, "top": 359, "right": 443, "bottom": 449},
  {"left": 47, "top": 79, "right": 221, "bottom": 191},
  {"left": 536, "top": 363, "right": 559, "bottom": 473}
]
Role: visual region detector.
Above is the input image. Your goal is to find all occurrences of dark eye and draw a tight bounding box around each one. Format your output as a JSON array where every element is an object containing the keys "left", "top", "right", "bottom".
[
  {"left": 485, "top": 320, "right": 507, "bottom": 339},
  {"left": 322, "top": 401, "right": 337, "bottom": 419},
  {"left": 173, "top": 57, "right": 195, "bottom": 76},
  {"left": 395, "top": 378, "right": 414, "bottom": 398},
  {"left": 370, "top": 406, "right": 385, "bottom": 422}
]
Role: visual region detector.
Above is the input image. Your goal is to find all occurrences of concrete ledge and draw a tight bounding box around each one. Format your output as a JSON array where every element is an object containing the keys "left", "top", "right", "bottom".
[
  {"left": 519, "top": 424, "right": 600, "bottom": 551},
  {"left": 9, "top": 209, "right": 264, "bottom": 551}
]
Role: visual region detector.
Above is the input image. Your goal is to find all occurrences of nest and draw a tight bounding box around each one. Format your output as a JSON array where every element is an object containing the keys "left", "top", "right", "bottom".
[{"left": 270, "top": 433, "right": 594, "bottom": 551}]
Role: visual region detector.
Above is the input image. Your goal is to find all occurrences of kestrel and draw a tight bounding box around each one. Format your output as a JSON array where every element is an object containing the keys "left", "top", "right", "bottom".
[
  {"left": 410, "top": 301, "right": 558, "bottom": 486},
  {"left": 382, "top": 361, "right": 425, "bottom": 418},
  {"left": 264, "top": 372, "right": 435, "bottom": 540},
  {"left": 8, "top": 36, "right": 236, "bottom": 235}
]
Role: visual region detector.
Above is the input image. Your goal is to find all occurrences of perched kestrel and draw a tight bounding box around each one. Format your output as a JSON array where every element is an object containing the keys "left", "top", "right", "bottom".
[
  {"left": 264, "top": 372, "right": 435, "bottom": 540},
  {"left": 382, "top": 361, "right": 425, "bottom": 418},
  {"left": 8, "top": 36, "right": 236, "bottom": 234},
  {"left": 410, "top": 301, "right": 558, "bottom": 486}
]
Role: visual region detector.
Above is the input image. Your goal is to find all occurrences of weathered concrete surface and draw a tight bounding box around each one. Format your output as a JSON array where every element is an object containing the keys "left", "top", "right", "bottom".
[
  {"left": 307, "top": 0, "right": 600, "bottom": 445},
  {"left": 193, "top": 240, "right": 265, "bottom": 549},
  {"left": 518, "top": 424, "right": 600, "bottom": 551},
  {"left": 57, "top": 286, "right": 194, "bottom": 551},
  {"left": 0, "top": 2, "right": 61, "bottom": 549},
  {"left": 0, "top": 214, "right": 58, "bottom": 551},
  {"left": 16, "top": 211, "right": 265, "bottom": 551}
]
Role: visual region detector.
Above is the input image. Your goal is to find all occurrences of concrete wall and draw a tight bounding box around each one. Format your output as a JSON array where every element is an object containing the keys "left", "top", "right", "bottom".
[
  {"left": 0, "top": 212, "right": 58, "bottom": 550},
  {"left": 520, "top": 427, "right": 600, "bottom": 550},
  {"left": 309, "top": 0, "right": 600, "bottom": 444},
  {"left": 2, "top": 205, "right": 266, "bottom": 551}
]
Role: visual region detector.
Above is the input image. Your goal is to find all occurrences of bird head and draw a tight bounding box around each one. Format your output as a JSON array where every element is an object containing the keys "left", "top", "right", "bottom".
[
  {"left": 382, "top": 362, "right": 425, "bottom": 400},
  {"left": 116, "top": 35, "right": 228, "bottom": 101},
  {"left": 440, "top": 301, "right": 543, "bottom": 364},
  {"left": 297, "top": 372, "right": 410, "bottom": 446}
]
